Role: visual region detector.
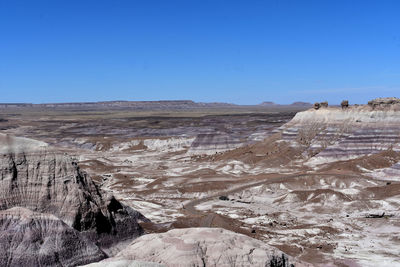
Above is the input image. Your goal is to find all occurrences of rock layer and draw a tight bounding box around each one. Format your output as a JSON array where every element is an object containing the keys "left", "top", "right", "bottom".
[
  {"left": 279, "top": 102, "right": 400, "bottom": 166},
  {"left": 85, "top": 228, "right": 308, "bottom": 267},
  {"left": 188, "top": 133, "right": 242, "bottom": 154},
  {"left": 0, "top": 134, "right": 148, "bottom": 265},
  {"left": 0, "top": 207, "right": 105, "bottom": 267}
]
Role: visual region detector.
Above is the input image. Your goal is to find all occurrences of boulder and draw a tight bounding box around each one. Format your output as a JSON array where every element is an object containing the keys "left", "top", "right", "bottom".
[{"left": 313, "top": 102, "right": 321, "bottom": 110}]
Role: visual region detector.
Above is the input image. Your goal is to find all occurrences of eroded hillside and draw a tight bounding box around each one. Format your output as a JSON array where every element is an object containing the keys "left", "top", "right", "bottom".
[{"left": 1, "top": 100, "right": 400, "bottom": 266}]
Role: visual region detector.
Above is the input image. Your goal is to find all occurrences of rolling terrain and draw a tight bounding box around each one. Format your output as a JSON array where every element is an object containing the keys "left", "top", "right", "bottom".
[{"left": 0, "top": 99, "right": 399, "bottom": 266}]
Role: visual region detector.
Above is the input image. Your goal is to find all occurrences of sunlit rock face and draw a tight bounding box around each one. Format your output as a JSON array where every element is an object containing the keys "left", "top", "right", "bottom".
[
  {"left": 0, "top": 134, "right": 148, "bottom": 264},
  {"left": 279, "top": 99, "right": 400, "bottom": 166},
  {"left": 83, "top": 228, "right": 310, "bottom": 267},
  {"left": 0, "top": 207, "right": 106, "bottom": 267}
]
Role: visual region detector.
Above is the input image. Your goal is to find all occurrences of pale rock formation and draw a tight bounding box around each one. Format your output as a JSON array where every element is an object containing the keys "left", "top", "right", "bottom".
[
  {"left": 0, "top": 207, "right": 106, "bottom": 267},
  {"left": 280, "top": 102, "right": 400, "bottom": 165},
  {"left": 0, "top": 133, "right": 48, "bottom": 153},
  {"left": 84, "top": 228, "right": 309, "bottom": 267},
  {"left": 368, "top": 161, "right": 400, "bottom": 181},
  {"left": 143, "top": 137, "right": 195, "bottom": 152}
]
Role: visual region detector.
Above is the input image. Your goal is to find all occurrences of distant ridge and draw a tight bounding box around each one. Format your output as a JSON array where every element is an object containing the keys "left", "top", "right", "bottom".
[
  {"left": 258, "top": 101, "right": 312, "bottom": 107},
  {"left": 290, "top": 101, "right": 312, "bottom": 107},
  {"left": 0, "top": 100, "right": 238, "bottom": 110},
  {"left": 0, "top": 100, "right": 312, "bottom": 110},
  {"left": 258, "top": 101, "right": 278, "bottom": 106}
]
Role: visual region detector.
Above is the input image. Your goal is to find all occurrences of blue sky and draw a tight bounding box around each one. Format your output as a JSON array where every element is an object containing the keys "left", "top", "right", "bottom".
[{"left": 1, "top": 0, "right": 400, "bottom": 104}]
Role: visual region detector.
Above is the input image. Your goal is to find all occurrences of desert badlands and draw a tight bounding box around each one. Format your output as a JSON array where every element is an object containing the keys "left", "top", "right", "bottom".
[{"left": 0, "top": 98, "right": 400, "bottom": 266}]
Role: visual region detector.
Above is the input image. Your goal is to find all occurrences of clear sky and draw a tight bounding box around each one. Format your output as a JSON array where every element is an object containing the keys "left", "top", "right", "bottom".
[{"left": 1, "top": 0, "right": 400, "bottom": 104}]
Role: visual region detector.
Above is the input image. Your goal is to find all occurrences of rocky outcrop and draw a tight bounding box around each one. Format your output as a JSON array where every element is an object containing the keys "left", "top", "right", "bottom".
[
  {"left": 341, "top": 100, "right": 349, "bottom": 109},
  {"left": 320, "top": 101, "right": 328, "bottom": 108},
  {"left": 0, "top": 133, "right": 148, "bottom": 264},
  {"left": 84, "top": 228, "right": 308, "bottom": 267},
  {"left": 368, "top": 97, "right": 400, "bottom": 107},
  {"left": 280, "top": 99, "right": 400, "bottom": 165},
  {"left": 0, "top": 207, "right": 106, "bottom": 267},
  {"left": 259, "top": 101, "right": 278, "bottom": 106}
]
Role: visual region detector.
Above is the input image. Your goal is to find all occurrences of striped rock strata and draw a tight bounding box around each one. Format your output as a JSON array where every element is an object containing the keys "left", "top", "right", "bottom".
[
  {"left": 82, "top": 228, "right": 310, "bottom": 267},
  {"left": 0, "top": 133, "right": 148, "bottom": 265},
  {"left": 279, "top": 98, "right": 400, "bottom": 166},
  {"left": 0, "top": 207, "right": 105, "bottom": 267}
]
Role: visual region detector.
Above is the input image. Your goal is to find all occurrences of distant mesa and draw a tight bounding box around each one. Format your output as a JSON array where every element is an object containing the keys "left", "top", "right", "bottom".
[
  {"left": 259, "top": 101, "right": 278, "bottom": 106},
  {"left": 290, "top": 101, "right": 312, "bottom": 107},
  {"left": 0, "top": 100, "right": 313, "bottom": 110},
  {"left": 0, "top": 100, "right": 237, "bottom": 110},
  {"left": 259, "top": 101, "right": 312, "bottom": 107}
]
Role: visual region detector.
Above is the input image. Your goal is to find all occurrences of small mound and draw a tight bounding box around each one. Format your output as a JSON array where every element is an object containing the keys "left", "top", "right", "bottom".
[{"left": 87, "top": 228, "right": 310, "bottom": 267}]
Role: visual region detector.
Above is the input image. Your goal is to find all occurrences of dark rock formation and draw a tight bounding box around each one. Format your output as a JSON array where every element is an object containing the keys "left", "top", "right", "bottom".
[
  {"left": 368, "top": 97, "right": 400, "bottom": 108},
  {"left": 368, "top": 97, "right": 400, "bottom": 105},
  {"left": 219, "top": 195, "right": 229, "bottom": 201},
  {"left": 0, "top": 207, "right": 106, "bottom": 267},
  {"left": 0, "top": 148, "right": 147, "bottom": 246},
  {"left": 341, "top": 100, "right": 349, "bottom": 109},
  {"left": 0, "top": 134, "right": 148, "bottom": 265},
  {"left": 320, "top": 101, "right": 328, "bottom": 108}
]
